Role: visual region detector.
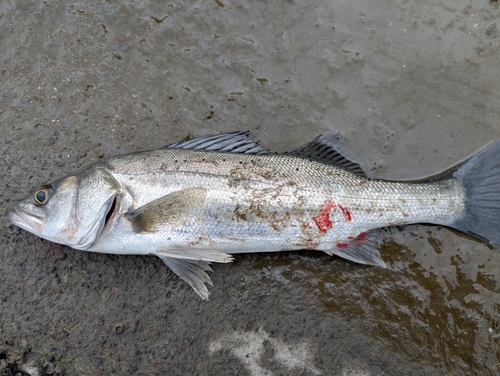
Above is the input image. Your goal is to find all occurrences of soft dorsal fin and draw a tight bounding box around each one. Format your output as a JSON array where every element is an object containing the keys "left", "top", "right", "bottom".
[
  {"left": 164, "top": 131, "right": 267, "bottom": 154},
  {"left": 289, "top": 132, "right": 367, "bottom": 176}
]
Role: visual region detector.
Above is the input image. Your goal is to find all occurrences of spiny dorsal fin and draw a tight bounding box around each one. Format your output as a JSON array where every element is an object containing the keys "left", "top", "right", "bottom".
[
  {"left": 289, "top": 132, "right": 367, "bottom": 176},
  {"left": 125, "top": 188, "right": 207, "bottom": 233},
  {"left": 164, "top": 131, "right": 267, "bottom": 154}
]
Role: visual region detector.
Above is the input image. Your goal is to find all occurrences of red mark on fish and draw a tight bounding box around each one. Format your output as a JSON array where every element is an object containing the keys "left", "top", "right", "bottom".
[
  {"left": 312, "top": 200, "right": 336, "bottom": 233},
  {"left": 354, "top": 231, "right": 369, "bottom": 245},
  {"left": 346, "top": 231, "right": 369, "bottom": 246},
  {"left": 338, "top": 204, "right": 352, "bottom": 222},
  {"left": 341, "top": 231, "right": 369, "bottom": 250}
]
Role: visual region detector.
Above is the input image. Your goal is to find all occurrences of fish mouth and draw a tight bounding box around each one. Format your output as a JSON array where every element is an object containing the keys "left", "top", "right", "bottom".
[
  {"left": 73, "top": 194, "right": 117, "bottom": 250},
  {"left": 8, "top": 207, "right": 69, "bottom": 245},
  {"left": 8, "top": 208, "right": 44, "bottom": 236}
]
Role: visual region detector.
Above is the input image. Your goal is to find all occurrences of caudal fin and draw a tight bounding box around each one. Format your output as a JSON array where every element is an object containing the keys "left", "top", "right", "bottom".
[{"left": 452, "top": 139, "right": 500, "bottom": 244}]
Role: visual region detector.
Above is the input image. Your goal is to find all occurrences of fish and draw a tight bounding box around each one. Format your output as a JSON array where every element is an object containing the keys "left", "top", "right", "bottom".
[{"left": 8, "top": 131, "right": 500, "bottom": 299}]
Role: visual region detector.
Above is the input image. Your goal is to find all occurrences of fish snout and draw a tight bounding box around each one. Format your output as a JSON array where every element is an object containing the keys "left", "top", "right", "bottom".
[{"left": 8, "top": 207, "right": 44, "bottom": 234}]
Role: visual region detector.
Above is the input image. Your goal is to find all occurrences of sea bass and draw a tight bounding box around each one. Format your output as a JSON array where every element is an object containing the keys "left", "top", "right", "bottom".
[{"left": 8, "top": 131, "right": 500, "bottom": 299}]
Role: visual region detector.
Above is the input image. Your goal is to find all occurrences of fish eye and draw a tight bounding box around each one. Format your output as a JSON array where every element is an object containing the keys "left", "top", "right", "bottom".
[{"left": 34, "top": 188, "right": 50, "bottom": 205}]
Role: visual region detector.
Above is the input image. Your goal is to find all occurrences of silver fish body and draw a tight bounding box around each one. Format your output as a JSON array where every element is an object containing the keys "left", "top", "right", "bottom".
[
  {"left": 90, "top": 148, "right": 463, "bottom": 257},
  {"left": 8, "top": 132, "right": 500, "bottom": 299}
]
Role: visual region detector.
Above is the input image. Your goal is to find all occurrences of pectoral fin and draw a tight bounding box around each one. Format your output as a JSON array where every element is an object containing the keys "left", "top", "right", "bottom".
[
  {"left": 125, "top": 188, "right": 207, "bottom": 233},
  {"left": 158, "top": 256, "right": 215, "bottom": 300}
]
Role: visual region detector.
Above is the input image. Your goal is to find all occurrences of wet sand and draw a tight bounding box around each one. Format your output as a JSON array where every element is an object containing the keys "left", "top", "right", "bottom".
[{"left": 1, "top": 1, "right": 500, "bottom": 375}]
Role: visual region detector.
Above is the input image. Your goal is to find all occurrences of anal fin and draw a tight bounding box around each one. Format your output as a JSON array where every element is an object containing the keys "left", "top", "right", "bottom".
[{"left": 325, "top": 230, "right": 386, "bottom": 268}]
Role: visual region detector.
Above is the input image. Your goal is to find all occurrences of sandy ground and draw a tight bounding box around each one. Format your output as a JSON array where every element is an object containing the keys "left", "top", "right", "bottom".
[{"left": 1, "top": 0, "right": 500, "bottom": 375}]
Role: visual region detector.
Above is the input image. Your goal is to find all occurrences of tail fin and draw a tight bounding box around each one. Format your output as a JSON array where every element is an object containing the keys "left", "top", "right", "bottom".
[{"left": 452, "top": 139, "right": 500, "bottom": 244}]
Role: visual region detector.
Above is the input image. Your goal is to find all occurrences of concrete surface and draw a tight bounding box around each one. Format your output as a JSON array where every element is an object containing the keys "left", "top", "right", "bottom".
[{"left": 1, "top": 0, "right": 500, "bottom": 375}]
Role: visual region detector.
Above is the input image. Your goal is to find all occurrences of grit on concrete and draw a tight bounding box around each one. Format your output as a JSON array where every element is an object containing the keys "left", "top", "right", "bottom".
[{"left": 1, "top": 1, "right": 500, "bottom": 375}]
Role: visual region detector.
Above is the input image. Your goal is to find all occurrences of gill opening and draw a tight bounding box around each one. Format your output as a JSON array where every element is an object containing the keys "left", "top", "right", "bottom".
[{"left": 105, "top": 195, "right": 117, "bottom": 227}]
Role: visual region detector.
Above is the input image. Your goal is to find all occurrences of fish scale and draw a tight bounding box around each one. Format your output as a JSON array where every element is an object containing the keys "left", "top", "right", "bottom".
[{"left": 8, "top": 131, "right": 499, "bottom": 300}]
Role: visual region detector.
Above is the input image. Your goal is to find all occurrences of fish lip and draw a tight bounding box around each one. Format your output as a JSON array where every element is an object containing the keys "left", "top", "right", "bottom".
[
  {"left": 8, "top": 209, "right": 64, "bottom": 245},
  {"left": 73, "top": 193, "right": 117, "bottom": 250},
  {"left": 8, "top": 208, "right": 44, "bottom": 235}
]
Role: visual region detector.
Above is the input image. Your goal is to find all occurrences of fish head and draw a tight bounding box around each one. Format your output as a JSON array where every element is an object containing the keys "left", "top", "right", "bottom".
[{"left": 8, "top": 169, "right": 118, "bottom": 250}]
